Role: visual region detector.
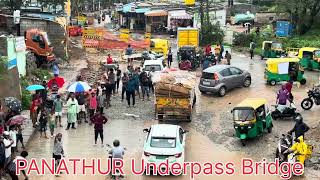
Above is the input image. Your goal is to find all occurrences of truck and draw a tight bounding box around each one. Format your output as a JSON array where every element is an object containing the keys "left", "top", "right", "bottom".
[
  {"left": 24, "top": 29, "right": 55, "bottom": 68},
  {"left": 177, "top": 27, "right": 199, "bottom": 48},
  {"left": 153, "top": 70, "right": 196, "bottom": 121}
]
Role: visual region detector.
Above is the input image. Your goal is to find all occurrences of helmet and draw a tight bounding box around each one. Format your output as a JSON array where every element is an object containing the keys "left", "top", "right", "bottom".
[
  {"left": 294, "top": 114, "right": 303, "bottom": 122},
  {"left": 113, "top": 140, "right": 120, "bottom": 147}
]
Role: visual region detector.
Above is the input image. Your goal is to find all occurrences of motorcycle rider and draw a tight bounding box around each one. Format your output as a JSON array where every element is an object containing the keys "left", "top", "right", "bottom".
[
  {"left": 288, "top": 115, "right": 310, "bottom": 139},
  {"left": 276, "top": 85, "right": 290, "bottom": 113},
  {"left": 108, "top": 140, "right": 125, "bottom": 177},
  {"left": 286, "top": 136, "right": 308, "bottom": 165}
]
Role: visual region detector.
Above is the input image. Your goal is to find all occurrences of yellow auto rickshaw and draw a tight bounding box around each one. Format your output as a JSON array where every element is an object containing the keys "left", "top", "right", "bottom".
[
  {"left": 261, "top": 41, "right": 284, "bottom": 59},
  {"left": 298, "top": 47, "right": 320, "bottom": 70},
  {"left": 150, "top": 39, "right": 169, "bottom": 57},
  {"left": 265, "top": 58, "right": 306, "bottom": 86},
  {"left": 233, "top": 98, "right": 273, "bottom": 146}
]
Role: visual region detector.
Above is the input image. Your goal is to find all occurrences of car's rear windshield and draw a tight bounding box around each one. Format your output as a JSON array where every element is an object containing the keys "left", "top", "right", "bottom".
[
  {"left": 145, "top": 65, "right": 161, "bottom": 71},
  {"left": 150, "top": 137, "right": 176, "bottom": 148},
  {"left": 202, "top": 72, "right": 214, "bottom": 79}
]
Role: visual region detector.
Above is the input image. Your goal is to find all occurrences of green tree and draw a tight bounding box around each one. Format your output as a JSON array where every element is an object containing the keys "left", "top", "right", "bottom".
[
  {"left": 277, "top": 0, "right": 320, "bottom": 35},
  {"left": 198, "top": 0, "right": 224, "bottom": 46}
]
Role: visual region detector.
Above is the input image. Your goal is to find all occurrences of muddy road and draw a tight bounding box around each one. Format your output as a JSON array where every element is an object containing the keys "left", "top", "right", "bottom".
[{"left": 24, "top": 38, "right": 320, "bottom": 180}]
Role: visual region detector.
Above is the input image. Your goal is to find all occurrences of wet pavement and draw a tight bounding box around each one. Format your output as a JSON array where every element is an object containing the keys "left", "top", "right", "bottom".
[{"left": 21, "top": 38, "right": 320, "bottom": 180}]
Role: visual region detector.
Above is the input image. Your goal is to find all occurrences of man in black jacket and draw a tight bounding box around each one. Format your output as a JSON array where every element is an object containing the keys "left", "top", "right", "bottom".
[{"left": 288, "top": 115, "right": 310, "bottom": 139}]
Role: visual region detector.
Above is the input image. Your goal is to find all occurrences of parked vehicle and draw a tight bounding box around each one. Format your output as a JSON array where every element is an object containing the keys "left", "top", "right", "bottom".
[
  {"left": 177, "top": 27, "right": 199, "bottom": 48},
  {"left": 265, "top": 58, "right": 306, "bottom": 86},
  {"left": 301, "top": 85, "right": 320, "bottom": 110},
  {"left": 142, "top": 124, "right": 187, "bottom": 175},
  {"left": 150, "top": 39, "right": 169, "bottom": 57},
  {"left": 24, "top": 29, "right": 55, "bottom": 68},
  {"left": 232, "top": 98, "right": 273, "bottom": 146},
  {"left": 143, "top": 59, "right": 164, "bottom": 73},
  {"left": 199, "top": 65, "right": 251, "bottom": 96},
  {"left": 271, "top": 102, "right": 300, "bottom": 120},
  {"left": 261, "top": 41, "right": 285, "bottom": 59},
  {"left": 298, "top": 47, "right": 320, "bottom": 70},
  {"left": 275, "top": 134, "right": 293, "bottom": 163}
]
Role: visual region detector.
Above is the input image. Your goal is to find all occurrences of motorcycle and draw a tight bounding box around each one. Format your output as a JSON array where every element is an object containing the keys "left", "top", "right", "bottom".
[
  {"left": 275, "top": 134, "right": 293, "bottom": 163},
  {"left": 271, "top": 102, "right": 300, "bottom": 120},
  {"left": 106, "top": 144, "right": 126, "bottom": 180},
  {"left": 301, "top": 85, "right": 320, "bottom": 110}
]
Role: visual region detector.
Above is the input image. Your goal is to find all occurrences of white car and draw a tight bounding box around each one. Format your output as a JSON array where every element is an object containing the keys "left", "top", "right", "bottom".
[
  {"left": 143, "top": 59, "right": 164, "bottom": 73},
  {"left": 142, "top": 124, "right": 187, "bottom": 173}
]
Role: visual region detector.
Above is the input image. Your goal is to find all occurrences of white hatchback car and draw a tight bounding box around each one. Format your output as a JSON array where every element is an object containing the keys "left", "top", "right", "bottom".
[{"left": 142, "top": 124, "right": 187, "bottom": 173}]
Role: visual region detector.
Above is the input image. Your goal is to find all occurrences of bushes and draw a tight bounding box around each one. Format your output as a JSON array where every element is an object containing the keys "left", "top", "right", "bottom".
[
  {"left": 20, "top": 77, "right": 31, "bottom": 110},
  {"left": 200, "top": 23, "right": 224, "bottom": 46},
  {"left": 31, "top": 69, "right": 52, "bottom": 81},
  {"left": 233, "top": 33, "right": 256, "bottom": 47}
]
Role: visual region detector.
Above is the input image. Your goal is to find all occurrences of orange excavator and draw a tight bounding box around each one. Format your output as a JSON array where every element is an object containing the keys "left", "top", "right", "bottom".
[{"left": 24, "top": 29, "right": 55, "bottom": 67}]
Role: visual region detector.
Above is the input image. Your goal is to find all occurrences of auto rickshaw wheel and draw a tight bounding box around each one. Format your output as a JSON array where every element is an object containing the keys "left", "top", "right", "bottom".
[
  {"left": 267, "top": 126, "right": 272, "bottom": 133},
  {"left": 269, "top": 80, "right": 276, "bottom": 86},
  {"left": 300, "top": 79, "right": 306, "bottom": 85},
  {"left": 241, "top": 139, "right": 246, "bottom": 146}
]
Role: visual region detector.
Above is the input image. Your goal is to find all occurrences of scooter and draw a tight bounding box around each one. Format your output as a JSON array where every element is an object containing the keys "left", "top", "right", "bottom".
[
  {"left": 275, "top": 134, "right": 293, "bottom": 163},
  {"left": 271, "top": 102, "right": 300, "bottom": 120},
  {"left": 301, "top": 85, "right": 320, "bottom": 110}
]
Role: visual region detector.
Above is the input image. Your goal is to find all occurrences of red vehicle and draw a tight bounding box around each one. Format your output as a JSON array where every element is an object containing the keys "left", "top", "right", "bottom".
[{"left": 68, "top": 26, "right": 83, "bottom": 36}]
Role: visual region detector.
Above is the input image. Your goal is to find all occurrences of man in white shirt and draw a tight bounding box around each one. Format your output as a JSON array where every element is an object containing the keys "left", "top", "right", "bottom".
[
  {"left": 3, "top": 131, "right": 14, "bottom": 163},
  {"left": 9, "top": 127, "right": 17, "bottom": 153}
]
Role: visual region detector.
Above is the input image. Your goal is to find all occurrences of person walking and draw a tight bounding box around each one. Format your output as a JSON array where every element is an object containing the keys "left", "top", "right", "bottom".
[
  {"left": 0, "top": 136, "right": 5, "bottom": 179},
  {"left": 126, "top": 44, "right": 133, "bottom": 66},
  {"left": 8, "top": 126, "right": 17, "bottom": 153},
  {"left": 225, "top": 51, "right": 232, "bottom": 65},
  {"left": 249, "top": 40, "right": 255, "bottom": 60},
  {"left": 148, "top": 67, "right": 155, "bottom": 93},
  {"left": 7, "top": 151, "right": 29, "bottom": 180},
  {"left": 205, "top": 44, "right": 211, "bottom": 56},
  {"left": 53, "top": 95, "right": 63, "bottom": 127},
  {"left": 105, "top": 79, "right": 113, "bottom": 108},
  {"left": 97, "top": 91, "right": 106, "bottom": 114},
  {"left": 49, "top": 109, "right": 55, "bottom": 138},
  {"left": 53, "top": 133, "right": 64, "bottom": 174},
  {"left": 91, "top": 111, "right": 108, "bottom": 147},
  {"left": 116, "top": 69, "right": 122, "bottom": 93},
  {"left": 3, "top": 131, "right": 14, "bottom": 165},
  {"left": 39, "top": 109, "right": 49, "bottom": 139},
  {"left": 66, "top": 93, "right": 79, "bottom": 130},
  {"left": 141, "top": 72, "right": 150, "bottom": 101},
  {"left": 88, "top": 92, "right": 97, "bottom": 120},
  {"left": 30, "top": 94, "right": 42, "bottom": 128},
  {"left": 167, "top": 47, "right": 173, "bottom": 68},
  {"left": 16, "top": 125, "right": 25, "bottom": 151},
  {"left": 133, "top": 68, "right": 140, "bottom": 99},
  {"left": 121, "top": 73, "right": 129, "bottom": 101},
  {"left": 108, "top": 68, "right": 116, "bottom": 95},
  {"left": 76, "top": 92, "right": 87, "bottom": 123},
  {"left": 126, "top": 74, "right": 138, "bottom": 108}
]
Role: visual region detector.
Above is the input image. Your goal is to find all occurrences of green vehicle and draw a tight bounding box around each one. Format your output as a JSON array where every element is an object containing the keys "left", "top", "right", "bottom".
[
  {"left": 233, "top": 98, "right": 273, "bottom": 146},
  {"left": 265, "top": 58, "right": 306, "bottom": 86},
  {"left": 298, "top": 47, "right": 320, "bottom": 70},
  {"left": 261, "top": 41, "right": 284, "bottom": 59}
]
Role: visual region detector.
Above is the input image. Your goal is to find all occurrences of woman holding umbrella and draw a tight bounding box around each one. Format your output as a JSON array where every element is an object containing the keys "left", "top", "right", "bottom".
[
  {"left": 66, "top": 93, "right": 79, "bottom": 130},
  {"left": 30, "top": 94, "right": 42, "bottom": 128}
]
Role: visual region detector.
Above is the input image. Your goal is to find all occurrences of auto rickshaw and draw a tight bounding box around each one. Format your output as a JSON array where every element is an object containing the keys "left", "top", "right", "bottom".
[
  {"left": 150, "top": 39, "right": 169, "bottom": 57},
  {"left": 233, "top": 98, "right": 273, "bottom": 146},
  {"left": 265, "top": 58, "right": 306, "bottom": 86},
  {"left": 298, "top": 47, "right": 320, "bottom": 70},
  {"left": 261, "top": 41, "right": 285, "bottom": 59}
]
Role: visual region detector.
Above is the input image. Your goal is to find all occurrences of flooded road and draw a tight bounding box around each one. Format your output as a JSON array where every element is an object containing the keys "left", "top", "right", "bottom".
[{"left": 24, "top": 48, "right": 320, "bottom": 180}]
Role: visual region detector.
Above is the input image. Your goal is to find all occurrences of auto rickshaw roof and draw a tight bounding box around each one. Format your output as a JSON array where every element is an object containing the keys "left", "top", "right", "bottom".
[
  {"left": 151, "top": 38, "right": 168, "bottom": 43},
  {"left": 266, "top": 58, "right": 299, "bottom": 64},
  {"left": 299, "top": 47, "right": 319, "bottom": 53},
  {"left": 263, "top": 41, "right": 273, "bottom": 44},
  {"left": 234, "top": 98, "right": 267, "bottom": 110}
]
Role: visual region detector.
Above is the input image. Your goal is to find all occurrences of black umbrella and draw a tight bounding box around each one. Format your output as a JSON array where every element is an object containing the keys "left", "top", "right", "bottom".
[{"left": 4, "top": 97, "right": 22, "bottom": 113}]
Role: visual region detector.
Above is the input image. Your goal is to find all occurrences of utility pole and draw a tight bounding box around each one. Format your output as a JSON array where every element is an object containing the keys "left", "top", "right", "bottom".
[{"left": 64, "top": 0, "right": 71, "bottom": 60}]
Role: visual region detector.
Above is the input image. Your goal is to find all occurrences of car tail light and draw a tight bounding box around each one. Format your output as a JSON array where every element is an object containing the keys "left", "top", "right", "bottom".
[
  {"left": 144, "top": 151, "right": 151, "bottom": 157},
  {"left": 213, "top": 73, "right": 219, "bottom": 80},
  {"left": 175, "top": 152, "right": 182, "bottom": 158}
]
